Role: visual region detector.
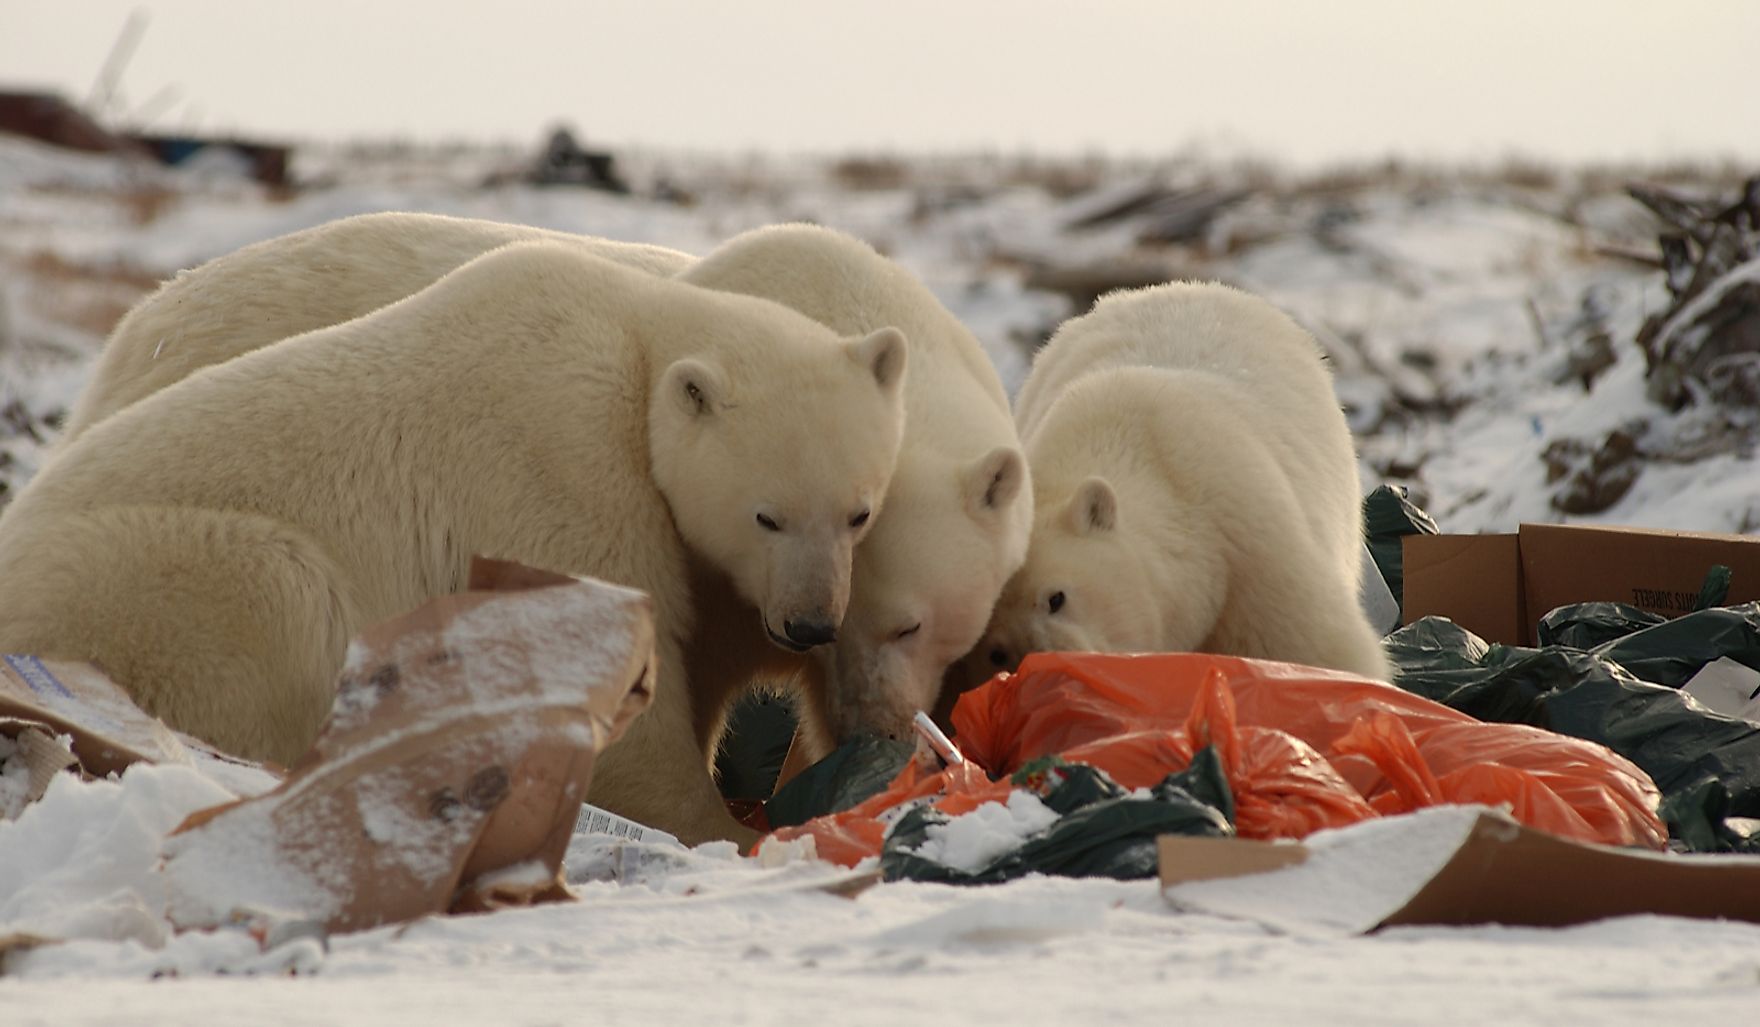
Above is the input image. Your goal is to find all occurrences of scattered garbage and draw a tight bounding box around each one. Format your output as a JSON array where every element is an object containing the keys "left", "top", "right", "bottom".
[
  {"left": 1385, "top": 606, "right": 1760, "bottom": 854},
  {"left": 763, "top": 651, "right": 1666, "bottom": 877}
]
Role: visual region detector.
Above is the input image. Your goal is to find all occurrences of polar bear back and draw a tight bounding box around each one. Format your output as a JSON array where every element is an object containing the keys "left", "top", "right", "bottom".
[
  {"left": 1016, "top": 281, "right": 1361, "bottom": 578},
  {"left": 60, "top": 212, "right": 694, "bottom": 444},
  {"left": 682, "top": 224, "right": 1010, "bottom": 443}
]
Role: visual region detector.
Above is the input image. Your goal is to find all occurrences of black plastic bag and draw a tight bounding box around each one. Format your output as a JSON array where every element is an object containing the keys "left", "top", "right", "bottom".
[
  {"left": 879, "top": 748, "right": 1234, "bottom": 885},
  {"left": 1537, "top": 602, "right": 1666, "bottom": 650},
  {"left": 1362, "top": 485, "right": 1441, "bottom": 614},
  {"left": 714, "top": 692, "right": 801, "bottom": 802},
  {"left": 1386, "top": 614, "right": 1760, "bottom": 851},
  {"left": 763, "top": 735, "right": 914, "bottom": 829},
  {"left": 1591, "top": 603, "right": 1760, "bottom": 688}
]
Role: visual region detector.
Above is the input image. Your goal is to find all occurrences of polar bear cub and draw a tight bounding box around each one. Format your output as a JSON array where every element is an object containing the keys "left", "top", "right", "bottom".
[
  {"left": 681, "top": 225, "right": 1032, "bottom": 750},
  {"left": 978, "top": 281, "right": 1391, "bottom": 681},
  {"left": 57, "top": 212, "right": 695, "bottom": 444},
  {"left": 0, "top": 242, "right": 907, "bottom": 846}
]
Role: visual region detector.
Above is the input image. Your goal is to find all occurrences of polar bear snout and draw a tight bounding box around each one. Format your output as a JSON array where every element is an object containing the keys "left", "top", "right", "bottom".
[
  {"left": 766, "top": 616, "right": 837, "bottom": 652},
  {"left": 782, "top": 617, "right": 837, "bottom": 648}
]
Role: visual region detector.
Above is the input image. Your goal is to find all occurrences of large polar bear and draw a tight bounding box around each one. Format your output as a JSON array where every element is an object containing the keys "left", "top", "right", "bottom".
[
  {"left": 976, "top": 281, "right": 1391, "bottom": 682},
  {"left": 61, "top": 213, "right": 1033, "bottom": 762},
  {"left": 56, "top": 212, "right": 696, "bottom": 444},
  {"left": 0, "top": 242, "right": 908, "bottom": 847},
  {"left": 680, "top": 225, "right": 1032, "bottom": 755}
]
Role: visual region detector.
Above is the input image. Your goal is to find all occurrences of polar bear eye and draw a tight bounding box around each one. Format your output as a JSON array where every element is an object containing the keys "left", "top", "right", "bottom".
[
  {"left": 849, "top": 509, "right": 871, "bottom": 529},
  {"left": 755, "top": 513, "right": 782, "bottom": 532},
  {"left": 1048, "top": 591, "right": 1065, "bottom": 614},
  {"left": 894, "top": 622, "right": 921, "bottom": 640}
]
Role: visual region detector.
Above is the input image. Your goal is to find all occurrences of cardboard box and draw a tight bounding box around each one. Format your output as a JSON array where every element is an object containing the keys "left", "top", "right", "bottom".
[
  {"left": 1159, "top": 806, "right": 1760, "bottom": 933},
  {"left": 1402, "top": 523, "right": 1760, "bottom": 646}
]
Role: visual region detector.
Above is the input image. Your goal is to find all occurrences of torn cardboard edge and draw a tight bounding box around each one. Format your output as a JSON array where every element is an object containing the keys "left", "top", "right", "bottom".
[
  {"left": 1159, "top": 806, "right": 1760, "bottom": 933},
  {"left": 0, "top": 719, "right": 77, "bottom": 806},
  {"left": 0, "top": 654, "right": 248, "bottom": 780},
  {"left": 1403, "top": 522, "right": 1760, "bottom": 646}
]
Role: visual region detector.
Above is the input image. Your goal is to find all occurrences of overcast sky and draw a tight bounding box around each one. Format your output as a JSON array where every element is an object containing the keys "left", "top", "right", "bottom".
[{"left": 3, "top": 0, "right": 1754, "bottom": 166}]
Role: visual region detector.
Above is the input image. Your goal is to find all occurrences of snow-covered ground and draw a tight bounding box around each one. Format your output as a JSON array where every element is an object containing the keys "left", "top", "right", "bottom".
[{"left": 3, "top": 135, "right": 1759, "bottom": 1020}]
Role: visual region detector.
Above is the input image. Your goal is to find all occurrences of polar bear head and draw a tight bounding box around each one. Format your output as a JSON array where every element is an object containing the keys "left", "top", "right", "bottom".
[
  {"left": 812, "top": 446, "right": 1031, "bottom": 741},
  {"left": 972, "top": 476, "right": 1177, "bottom": 674},
  {"left": 648, "top": 325, "right": 908, "bottom": 653}
]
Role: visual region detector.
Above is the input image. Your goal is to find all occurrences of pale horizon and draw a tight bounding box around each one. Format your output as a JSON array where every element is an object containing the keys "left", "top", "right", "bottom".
[{"left": 3, "top": 0, "right": 1756, "bottom": 168}]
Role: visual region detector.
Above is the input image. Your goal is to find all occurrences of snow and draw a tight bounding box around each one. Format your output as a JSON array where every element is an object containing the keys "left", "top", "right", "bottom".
[
  {"left": 908, "top": 791, "right": 1060, "bottom": 871},
  {"left": 3, "top": 137, "right": 1760, "bottom": 1018}
]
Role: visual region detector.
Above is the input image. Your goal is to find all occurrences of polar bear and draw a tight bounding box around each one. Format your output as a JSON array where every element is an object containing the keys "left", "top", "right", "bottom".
[
  {"left": 54, "top": 213, "right": 1028, "bottom": 759},
  {"left": 679, "top": 225, "right": 1032, "bottom": 754},
  {"left": 57, "top": 212, "right": 696, "bottom": 444},
  {"left": 975, "top": 281, "right": 1390, "bottom": 682},
  {"left": 0, "top": 241, "right": 907, "bottom": 847}
]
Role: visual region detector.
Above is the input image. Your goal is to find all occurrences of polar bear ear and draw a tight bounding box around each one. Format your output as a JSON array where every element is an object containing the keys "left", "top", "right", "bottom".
[
  {"left": 965, "top": 446, "right": 1026, "bottom": 519},
  {"left": 660, "top": 358, "right": 726, "bottom": 419},
  {"left": 1067, "top": 477, "right": 1118, "bottom": 535},
  {"left": 848, "top": 327, "right": 908, "bottom": 396}
]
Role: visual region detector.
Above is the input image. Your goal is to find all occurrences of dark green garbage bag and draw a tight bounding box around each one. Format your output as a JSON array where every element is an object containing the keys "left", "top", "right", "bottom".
[
  {"left": 1537, "top": 602, "right": 1666, "bottom": 650},
  {"left": 1591, "top": 602, "right": 1760, "bottom": 688},
  {"left": 763, "top": 735, "right": 914, "bottom": 829},
  {"left": 1362, "top": 484, "right": 1441, "bottom": 615},
  {"left": 1533, "top": 565, "right": 1732, "bottom": 655},
  {"left": 714, "top": 692, "right": 802, "bottom": 802},
  {"left": 1386, "top": 614, "right": 1760, "bottom": 853},
  {"left": 879, "top": 748, "right": 1235, "bottom": 885}
]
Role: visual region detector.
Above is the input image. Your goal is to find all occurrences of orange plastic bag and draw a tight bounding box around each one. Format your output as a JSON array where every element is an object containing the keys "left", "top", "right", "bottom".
[
  {"left": 956, "top": 652, "right": 1664, "bottom": 848},
  {"left": 1333, "top": 713, "right": 1667, "bottom": 848},
  {"left": 761, "top": 652, "right": 1667, "bottom": 866},
  {"left": 1060, "top": 669, "right": 1377, "bottom": 839}
]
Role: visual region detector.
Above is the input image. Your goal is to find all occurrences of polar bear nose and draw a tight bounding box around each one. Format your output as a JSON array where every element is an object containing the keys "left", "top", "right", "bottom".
[
  {"left": 988, "top": 646, "right": 1012, "bottom": 669},
  {"left": 783, "top": 618, "right": 838, "bottom": 648}
]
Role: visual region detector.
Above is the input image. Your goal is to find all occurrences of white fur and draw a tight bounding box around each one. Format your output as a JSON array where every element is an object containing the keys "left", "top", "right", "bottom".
[
  {"left": 57, "top": 212, "right": 696, "bottom": 444},
  {"left": 680, "top": 225, "right": 1032, "bottom": 750},
  {"left": 975, "top": 281, "right": 1390, "bottom": 682},
  {"left": 0, "top": 242, "right": 908, "bottom": 847},
  {"left": 54, "top": 214, "right": 1026, "bottom": 763}
]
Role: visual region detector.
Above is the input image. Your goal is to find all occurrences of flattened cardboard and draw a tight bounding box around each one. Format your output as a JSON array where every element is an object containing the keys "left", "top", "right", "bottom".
[
  {"left": 0, "top": 654, "right": 224, "bottom": 776},
  {"left": 1403, "top": 523, "right": 1760, "bottom": 646},
  {"left": 1159, "top": 809, "right": 1760, "bottom": 932}
]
